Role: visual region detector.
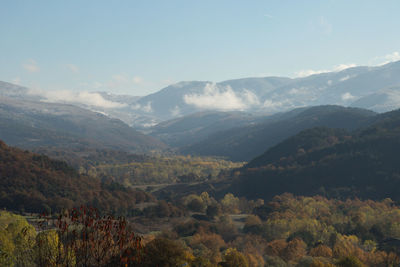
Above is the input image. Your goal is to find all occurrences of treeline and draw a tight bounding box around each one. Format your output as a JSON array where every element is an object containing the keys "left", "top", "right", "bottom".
[
  {"left": 32, "top": 146, "right": 243, "bottom": 186},
  {"left": 87, "top": 155, "right": 243, "bottom": 186}
]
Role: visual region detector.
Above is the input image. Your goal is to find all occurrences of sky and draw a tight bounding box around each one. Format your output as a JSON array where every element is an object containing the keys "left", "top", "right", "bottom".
[{"left": 1, "top": 0, "right": 400, "bottom": 96}]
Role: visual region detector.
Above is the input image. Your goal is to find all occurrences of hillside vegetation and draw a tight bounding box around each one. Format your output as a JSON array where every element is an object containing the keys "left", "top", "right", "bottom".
[
  {"left": 230, "top": 109, "right": 400, "bottom": 201},
  {"left": 0, "top": 140, "right": 153, "bottom": 214},
  {"left": 181, "top": 105, "right": 375, "bottom": 161}
]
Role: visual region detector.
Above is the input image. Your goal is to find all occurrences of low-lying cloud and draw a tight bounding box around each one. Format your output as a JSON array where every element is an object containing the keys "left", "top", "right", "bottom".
[
  {"left": 295, "top": 63, "right": 357, "bottom": 78},
  {"left": 183, "top": 83, "right": 260, "bottom": 111},
  {"left": 372, "top": 51, "right": 400, "bottom": 66},
  {"left": 28, "top": 89, "right": 126, "bottom": 109},
  {"left": 341, "top": 92, "right": 356, "bottom": 101}
]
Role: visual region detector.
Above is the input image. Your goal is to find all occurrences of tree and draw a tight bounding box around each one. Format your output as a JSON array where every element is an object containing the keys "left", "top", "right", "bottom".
[
  {"left": 221, "top": 194, "right": 240, "bottom": 214},
  {"left": 220, "top": 248, "right": 249, "bottom": 267},
  {"left": 282, "top": 238, "right": 307, "bottom": 261},
  {"left": 206, "top": 203, "right": 222, "bottom": 219},
  {"left": 37, "top": 206, "right": 143, "bottom": 266},
  {"left": 141, "top": 237, "right": 190, "bottom": 267},
  {"left": 0, "top": 210, "right": 36, "bottom": 266},
  {"left": 336, "top": 255, "right": 365, "bottom": 267}
]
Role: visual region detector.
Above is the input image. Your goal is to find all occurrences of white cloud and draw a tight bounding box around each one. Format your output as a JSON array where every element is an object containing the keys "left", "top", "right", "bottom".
[
  {"left": 66, "top": 64, "right": 79, "bottom": 73},
  {"left": 262, "top": 99, "right": 285, "bottom": 109},
  {"left": 183, "top": 83, "right": 260, "bottom": 111},
  {"left": 333, "top": 64, "right": 357, "bottom": 71},
  {"left": 384, "top": 51, "right": 400, "bottom": 62},
  {"left": 132, "top": 76, "right": 143, "bottom": 84},
  {"left": 22, "top": 59, "right": 40, "bottom": 73},
  {"left": 296, "top": 52, "right": 400, "bottom": 79},
  {"left": 341, "top": 92, "right": 356, "bottom": 101},
  {"left": 142, "top": 101, "right": 153, "bottom": 112},
  {"left": 28, "top": 89, "right": 126, "bottom": 109},
  {"left": 295, "top": 63, "right": 357, "bottom": 78},
  {"left": 339, "top": 75, "right": 351, "bottom": 82},
  {"left": 372, "top": 51, "right": 400, "bottom": 66}
]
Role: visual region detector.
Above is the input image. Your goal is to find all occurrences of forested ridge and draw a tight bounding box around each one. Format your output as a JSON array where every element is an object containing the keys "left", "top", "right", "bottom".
[
  {"left": 0, "top": 140, "right": 153, "bottom": 214},
  {"left": 181, "top": 106, "right": 376, "bottom": 161},
  {"left": 231, "top": 109, "right": 400, "bottom": 201}
]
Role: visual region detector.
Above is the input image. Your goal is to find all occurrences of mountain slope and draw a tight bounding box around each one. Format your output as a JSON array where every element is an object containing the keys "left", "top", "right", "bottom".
[
  {"left": 0, "top": 140, "right": 153, "bottom": 213},
  {"left": 118, "top": 61, "right": 400, "bottom": 126},
  {"left": 230, "top": 109, "right": 400, "bottom": 201},
  {"left": 149, "top": 111, "right": 262, "bottom": 147},
  {"left": 136, "top": 77, "right": 292, "bottom": 120},
  {"left": 181, "top": 105, "right": 376, "bottom": 161},
  {"left": 3, "top": 61, "right": 400, "bottom": 129},
  {"left": 0, "top": 96, "right": 166, "bottom": 153}
]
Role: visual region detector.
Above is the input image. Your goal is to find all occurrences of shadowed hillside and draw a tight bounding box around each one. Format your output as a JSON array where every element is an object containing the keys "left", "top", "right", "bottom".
[
  {"left": 230, "top": 109, "right": 400, "bottom": 201},
  {"left": 181, "top": 105, "right": 376, "bottom": 161}
]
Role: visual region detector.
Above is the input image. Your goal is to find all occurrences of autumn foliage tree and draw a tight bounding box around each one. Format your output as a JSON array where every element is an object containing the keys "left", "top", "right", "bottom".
[{"left": 37, "top": 206, "right": 143, "bottom": 266}]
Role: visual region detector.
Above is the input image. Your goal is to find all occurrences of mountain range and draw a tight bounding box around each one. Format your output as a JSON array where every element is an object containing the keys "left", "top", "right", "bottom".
[
  {"left": 178, "top": 105, "right": 376, "bottom": 161},
  {"left": 0, "top": 94, "right": 165, "bottom": 153},
  {"left": 128, "top": 61, "right": 400, "bottom": 127},
  {"left": 3, "top": 61, "right": 400, "bottom": 130},
  {"left": 1, "top": 60, "right": 400, "bottom": 162}
]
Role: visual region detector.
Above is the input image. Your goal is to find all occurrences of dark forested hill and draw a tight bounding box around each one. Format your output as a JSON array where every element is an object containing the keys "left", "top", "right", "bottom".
[
  {"left": 149, "top": 111, "right": 262, "bottom": 147},
  {"left": 0, "top": 97, "right": 166, "bottom": 153},
  {"left": 230, "top": 109, "right": 400, "bottom": 201},
  {"left": 0, "top": 140, "right": 153, "bottom": 214},
  {"left": 181, "top": 105, "right": 376, "bottom": 161}
]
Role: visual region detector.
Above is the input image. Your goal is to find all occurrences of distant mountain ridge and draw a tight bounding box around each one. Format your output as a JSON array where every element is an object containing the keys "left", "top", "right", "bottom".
[
  {"left": 149, "top": 111, "right": 263, "bottom": 147},
  {"left": 0, "top": 96, "right": 166, "bottom": 153},
  {"left": 180, "top": 105, "right": 376, "bottom": 161},
  {"left": 2, "top": 61, "right": 400, "bottom": 129},
  {"left": 124, "top": 61, "right": 400, "bottom": 127}
]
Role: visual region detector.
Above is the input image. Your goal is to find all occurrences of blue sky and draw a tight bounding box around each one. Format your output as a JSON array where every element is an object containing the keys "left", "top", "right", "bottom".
[{"left": 1, "top": 0, "right": 400, "bottom": 95}]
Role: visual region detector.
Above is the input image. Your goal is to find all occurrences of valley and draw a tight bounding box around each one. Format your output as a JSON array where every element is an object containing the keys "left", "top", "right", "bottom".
[
  {"left": 3, "top": 61, "right": 400, "bottom": 266},
  {"left": 3, "top": 1, "right": 400, "bottom": 262}
]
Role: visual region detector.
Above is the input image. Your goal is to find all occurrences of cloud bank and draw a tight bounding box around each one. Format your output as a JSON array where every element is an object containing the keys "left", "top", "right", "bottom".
[
  {"left": 295, "top": 63, "right": 357, "bottom": 78},
  {"left": 29, "top": 89, "right": 126, "bottom": 109},
  {"left": 183, "top": 83, "right": 260, "bottom": 111},
  {"left": 372, "top": 51, "right": 400, "bottom": 66}
]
